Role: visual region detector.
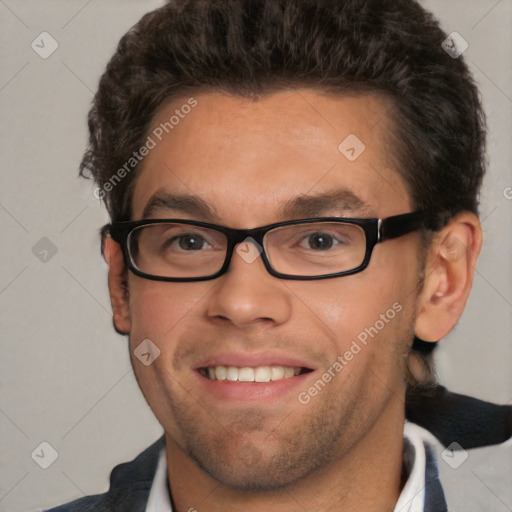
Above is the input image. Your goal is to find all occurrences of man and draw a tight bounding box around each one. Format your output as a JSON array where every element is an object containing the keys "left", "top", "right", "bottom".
[{"left": 45, "top": 0, "right": 511, "bottom": 511}]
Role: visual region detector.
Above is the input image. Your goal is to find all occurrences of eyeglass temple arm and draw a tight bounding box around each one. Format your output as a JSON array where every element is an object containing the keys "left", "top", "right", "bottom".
[
  {"left": 379, "top": 211, "right": 447, "bottom": 241},
  {"left": 100, "top": 224, "right": 120, "bottom": 257}
]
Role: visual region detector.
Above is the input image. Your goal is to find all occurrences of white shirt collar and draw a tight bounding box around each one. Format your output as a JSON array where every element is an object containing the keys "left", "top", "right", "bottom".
[
  {"left": 146, "top": 421, "right": 437, "bottom": 512},
  {"left": 145, "top": 447, "right": 173, "bottom": 512},
  {"left": 393, "top": 421, "right": 441, "bottom": 512}
]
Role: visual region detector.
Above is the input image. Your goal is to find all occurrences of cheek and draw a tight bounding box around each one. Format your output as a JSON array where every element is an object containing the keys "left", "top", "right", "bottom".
[
  {"left": 127, "top": 280, "right": 207, "bottom": 346},
  {"left": 126, "top": 282, "right": 206, "bottom": 439},
  {"left": 287, "top": 265, "right": 417, "bottom": 378},
  {"left": 302, "top": 289, "right": 414, "bottom": 413},
  {"left": 289, "top": 273, "right": 406, "bottom": 340}
]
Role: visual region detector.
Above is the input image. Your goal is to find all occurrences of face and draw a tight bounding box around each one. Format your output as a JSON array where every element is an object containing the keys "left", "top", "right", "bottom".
[{"left": 120, "top": 90, "right": 422, "bottom": 490}]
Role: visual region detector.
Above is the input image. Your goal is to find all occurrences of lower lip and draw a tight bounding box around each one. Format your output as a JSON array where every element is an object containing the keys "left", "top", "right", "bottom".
[{"left": 195, "top": 371, "right": 314, "bottom": 402}]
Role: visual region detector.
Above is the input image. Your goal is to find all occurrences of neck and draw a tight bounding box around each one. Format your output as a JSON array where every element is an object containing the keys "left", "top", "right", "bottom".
[{"left": 165, "top": 403, "right": 406, "bottom": 512}]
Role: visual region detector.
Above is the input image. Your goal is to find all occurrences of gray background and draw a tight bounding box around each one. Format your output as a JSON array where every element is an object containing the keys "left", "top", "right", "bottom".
[{"left": 0, "top": 1, "right": 511, "bottom": 511}]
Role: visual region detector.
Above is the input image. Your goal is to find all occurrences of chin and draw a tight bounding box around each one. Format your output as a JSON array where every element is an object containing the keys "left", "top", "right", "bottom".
[{"left": 190, "top": 445, "right": 319, "bottom": 492}]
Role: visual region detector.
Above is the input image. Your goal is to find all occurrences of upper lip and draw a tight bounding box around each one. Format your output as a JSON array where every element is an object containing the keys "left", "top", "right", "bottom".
[{"left": 194, "top": 351, "right": 315, "bottom": 371}]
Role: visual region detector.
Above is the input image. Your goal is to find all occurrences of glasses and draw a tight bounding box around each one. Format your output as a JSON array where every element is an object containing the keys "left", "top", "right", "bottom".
[{"left": 106, "top": 211, "right": 435, "bottom": 282}]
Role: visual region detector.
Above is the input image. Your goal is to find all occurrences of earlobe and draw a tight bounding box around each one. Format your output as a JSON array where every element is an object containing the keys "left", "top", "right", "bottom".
[
  {"left": 415, "top": 212, "right": 482, "bottom": 343},
  {"left": 103, "top": 237, "right": 131, "bottom": 335}
]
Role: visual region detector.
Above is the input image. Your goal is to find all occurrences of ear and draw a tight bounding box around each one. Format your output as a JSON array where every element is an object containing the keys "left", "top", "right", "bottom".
[
  {"left": 415, "top": 212, "right": 482, "bottom": 342},
  {"left": 103, "top": 237, "right": 131, "bottom": 335}
]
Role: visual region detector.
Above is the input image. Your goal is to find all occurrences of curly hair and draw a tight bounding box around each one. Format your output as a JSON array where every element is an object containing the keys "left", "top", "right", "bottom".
[{"left": 81, "top": 0, "right": 486, "bottom": 226}]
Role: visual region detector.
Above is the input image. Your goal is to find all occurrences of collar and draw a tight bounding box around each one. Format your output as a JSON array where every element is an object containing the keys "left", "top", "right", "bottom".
[
  {"left": 145, "top": 448, "right": 173, "bottom": 511},
  {"left": 393, "top": 422, "right": 447, "bottom": 512},
  {"left": 146, "top": 422, "right": 446, "bottom": 512}
]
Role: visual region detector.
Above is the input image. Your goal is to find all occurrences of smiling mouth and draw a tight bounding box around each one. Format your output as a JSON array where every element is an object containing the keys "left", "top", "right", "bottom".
[{"left": 199, "top": 365, "right": 313, "bottom": 382}]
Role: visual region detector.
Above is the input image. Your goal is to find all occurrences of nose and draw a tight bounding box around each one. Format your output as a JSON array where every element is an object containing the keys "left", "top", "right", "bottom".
[{"left": 205, "top": 240, "right": 292, "bottom": 329}]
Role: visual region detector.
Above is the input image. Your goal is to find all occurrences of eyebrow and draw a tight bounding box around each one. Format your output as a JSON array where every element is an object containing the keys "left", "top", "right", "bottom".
[
  {"left": 279, "top": 189, "right": 375, "bottom": 218},
  {"left": 141, "top": 188, "right": 374, "bottom": 222},
  {"left": 142, "top": 191, "right": 218, "bottom": 220}
]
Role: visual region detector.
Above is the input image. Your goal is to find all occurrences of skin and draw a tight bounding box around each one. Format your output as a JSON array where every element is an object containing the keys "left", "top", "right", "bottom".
[{"left": 104, "top": 90, "right": 482, "bottom": 511}]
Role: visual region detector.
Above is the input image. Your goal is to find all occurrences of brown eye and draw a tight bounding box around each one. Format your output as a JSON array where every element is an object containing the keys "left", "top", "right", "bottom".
[
  {"left": 175, "top": 233, "right": 208, "bottom": 251},
  {"left": 306, "top": 233, "right": 335, "bottom": 250}
]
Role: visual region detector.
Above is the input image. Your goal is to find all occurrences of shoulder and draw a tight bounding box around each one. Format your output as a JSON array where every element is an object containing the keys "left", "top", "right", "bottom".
[{"left": 42, "top": 436, "right": 165, "bottom": 512}]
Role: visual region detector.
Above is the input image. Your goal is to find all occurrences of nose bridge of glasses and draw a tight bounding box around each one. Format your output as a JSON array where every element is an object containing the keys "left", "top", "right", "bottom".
[
  {"left": 228, "top": 226, "right": 267, "bottom": 250},
  {"left": 220, "top": 227, "right": 269, "bottom": 273}
]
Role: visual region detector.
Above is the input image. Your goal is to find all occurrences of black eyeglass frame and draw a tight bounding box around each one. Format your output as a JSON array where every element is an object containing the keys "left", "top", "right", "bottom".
[{"left": 105, "top": 211, "right": 438, "bottom": 282}]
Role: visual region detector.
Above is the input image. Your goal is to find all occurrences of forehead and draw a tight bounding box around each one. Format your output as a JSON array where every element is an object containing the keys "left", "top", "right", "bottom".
[{"left": 131, "top": 89, "right": 411, "bottom": 224}]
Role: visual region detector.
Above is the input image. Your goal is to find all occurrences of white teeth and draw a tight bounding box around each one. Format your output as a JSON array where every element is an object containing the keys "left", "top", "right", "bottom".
[
  {"left": 238, "top": 367, "right": 254, "bottom": 382},
  {"left": 284, "top": 367, "right": 295, "bottom": 379},
  {"left": 254, "top": 366, "right": 271, "bottom": 382},
  {"left": 215, "top": 365, "right": 227, "bottom": 380},
  {"left": 226, "top": 366, "right": 238, "bottom": 381},
  {"left": 204, "top": 365, "right": 302, "bottom": 382},
  {"left": 270, "top": 366, "right": 285, "bottom": 381}
]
